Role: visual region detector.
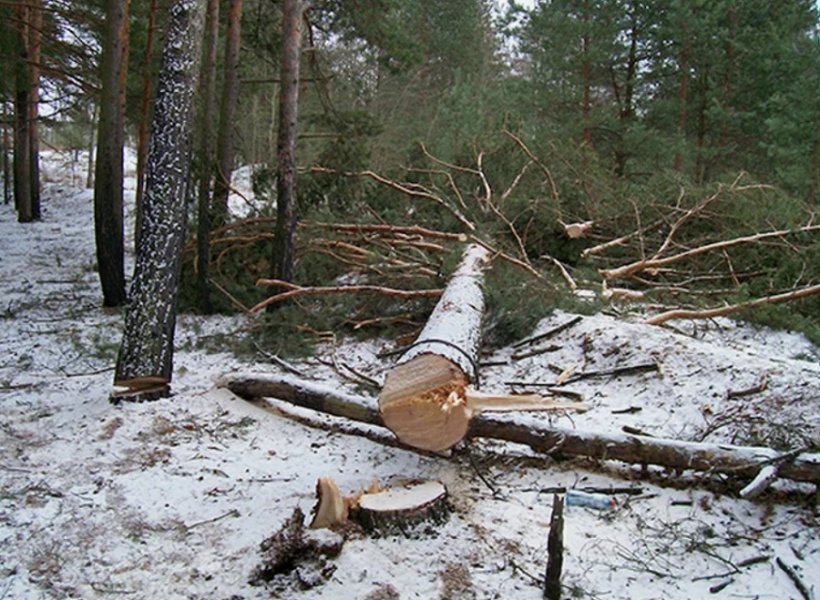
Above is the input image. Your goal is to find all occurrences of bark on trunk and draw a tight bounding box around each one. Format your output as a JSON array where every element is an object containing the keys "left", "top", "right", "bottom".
[
  {"left": 27, "top": 0, "right": 41, "bottom": 220},
  {"left": 13, "top": 1, "right": 32, "bottom": 221},
  {"left": 2, "top": 102, "right": 11, "bottom": 205},
  {"left": 86, "top": 104, "right": 97, "bottom": 189},
  {"left": 216, "top": 372, "right": 820, "bottom": 486},
  {"left": 195, "top": 0, "right": 220, "bottom": 313},
  {"left": 93, "top": 0, "right": 131, "bottom": 306},
  {"left": 272, "top": 0, "right": 302, "bottom": 288},
  {"left": 135, "top": 0, "right": 160, "bottom": 246},
  {"left": 378, "top": 244, "right": 490, "bottom": 452},
  {"left": 113, "top": 0, "right": 207, "bottom": 401},
  {"left": 211, "top": 0, "right": 244, "bottom": 226},
  {"left": 674, "top": 26, "right": 690, "bottom": 172}
]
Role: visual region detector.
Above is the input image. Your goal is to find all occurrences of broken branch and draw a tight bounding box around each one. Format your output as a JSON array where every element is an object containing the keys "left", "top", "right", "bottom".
[{"left": 646, "top": 284, "right": 820, "bottom": 326}]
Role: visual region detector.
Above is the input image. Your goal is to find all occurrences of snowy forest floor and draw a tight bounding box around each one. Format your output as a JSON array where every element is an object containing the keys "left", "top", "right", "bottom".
[{"left": 1, "top": 151, "right": 818, "bottom": 599}]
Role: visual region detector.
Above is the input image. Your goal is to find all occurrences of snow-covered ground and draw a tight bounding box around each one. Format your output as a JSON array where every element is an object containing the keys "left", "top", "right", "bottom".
[{"left": 0, "top": 150, "right": 817, "bottom": 599}]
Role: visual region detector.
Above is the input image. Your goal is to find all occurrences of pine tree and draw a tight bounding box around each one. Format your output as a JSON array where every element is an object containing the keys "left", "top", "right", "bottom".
[{"left": 114, "top": 0, "right": 207, "bottom": 401}]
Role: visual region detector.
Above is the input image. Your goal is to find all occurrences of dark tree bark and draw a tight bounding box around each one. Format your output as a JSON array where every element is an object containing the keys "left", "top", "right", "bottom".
[
  {"left": 674, "top": 25, "right": 690, "bottom": 172},
  {"left": 212, "top": 0, "right": 244, "bottom": 226},
  {"left": 27, "top": 0, "right": 41, "bottom": 220},
  {"left": 694, "top": 63, "right": 710, "bottom": 184},
  {"left": 135, "top": 0, "right": 160, "bottom": 246},
  {"left": 614, "top": 0, "right": 639, "bottom": 178},
  {"left": 195, "top": 0, "right": 220, "bottom": 313},
  {"left": 272, "top": 0, "right": 303, "bottom": 288},
  {"left": 86, "top": 104, "right": 96, "bottom": 189},
  {"left": 93, "top": 0, "right": 131, "bottom": 307},
  {"left": 581, "top": 0, "right": 592, "bottom": 150},
  {"left": 2, "top": 102, "right": 11, "bottom": 205},
  {"left": 13, "top": 0, "right": 32, "bottom": 222},
  {"left": 113, "top": 0, "right": 207, "bottom": 401}
]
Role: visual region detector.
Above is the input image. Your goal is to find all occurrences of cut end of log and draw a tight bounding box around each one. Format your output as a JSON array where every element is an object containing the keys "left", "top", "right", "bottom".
[{"left": 379, "top": 354, "right": 472, "bottom": 452}]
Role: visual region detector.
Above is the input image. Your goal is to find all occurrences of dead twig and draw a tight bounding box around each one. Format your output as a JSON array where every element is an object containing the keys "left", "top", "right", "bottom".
[
  {"left": 601, "top": 224, "right": 820, "bottom": 282},
  {"left": 251, "top": 280, "right": 443, "bottom": 313},
  {"left": 646, "top": 284, "right": 820, "bottom": 326},
  {"left": 309, "top": 166, "right": 476, "bottom": 231},
  {"left": 513, "top": 316, "right": 583, "bottom": 348},
  {"left": 502, "top": 129, "right": 560, "bottom": 201},
  {"left": 775, "top": 557, "right": 813, "bottom": 600}
]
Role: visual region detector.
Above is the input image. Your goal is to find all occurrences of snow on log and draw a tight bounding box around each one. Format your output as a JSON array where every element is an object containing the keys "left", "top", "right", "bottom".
[
  {"left": 378, "top": 243, "right": 489, "bottom": 452},
  {"left": 216, "top": 373, "right": 820, "bottom": 487}
]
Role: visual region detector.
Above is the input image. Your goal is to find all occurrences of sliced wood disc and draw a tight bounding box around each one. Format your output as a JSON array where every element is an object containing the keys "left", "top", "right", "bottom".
[{"left": 352, "top": 480, "right": 450, "bottom": 537}]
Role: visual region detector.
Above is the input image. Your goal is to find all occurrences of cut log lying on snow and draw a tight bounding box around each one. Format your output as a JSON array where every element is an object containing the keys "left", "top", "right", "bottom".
[
  {"left": 379, "top": 243, "right": 489, "bottom": 452},
  {"left": 378, "top": 244, "right": 585, "bottom": 453},
  {"left": 216, "top": 373, "right": 820, "bottom": 488}
]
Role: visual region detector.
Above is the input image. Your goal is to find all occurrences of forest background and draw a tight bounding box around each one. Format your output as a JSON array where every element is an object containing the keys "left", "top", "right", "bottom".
[{"left": 1, "top": 0, "right": 818, "bottom": 357}]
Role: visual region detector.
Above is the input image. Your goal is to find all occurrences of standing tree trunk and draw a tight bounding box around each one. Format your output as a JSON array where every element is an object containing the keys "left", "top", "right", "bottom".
[
  {"left": 2, "top": 102, "right": 11, "bottom": 205},
  {"left": 113, "top": 0, "right": 207, "bottom": 401},
  {"left": 195, "top": 0, "right": 220, "bottom": 313},
  {"left": 13, "top": 0, "right": 32, "bottom": 222},
  {"left": 211, "top": 0, "right": 244, "bottom": 226},
  {"left": 581, "top": 0, "right": 592, "bottom": 150},
  {"left": 93, "top": 0, "right": 131, "bottom": 307},
  {"left": 272, "top": 0, "right": 303, "bottom": 288},
  {"left": 27, "top": 0, "right": 41, "bottom": 220},
  {"left": 86, "top": 104, "right": 97, "bottom": 189},
  {"left": 135, "top": 0, "right": 160, "bottom": 246},
  {"left": 674, "top": 26, "right": 690, "bottom": 172}
]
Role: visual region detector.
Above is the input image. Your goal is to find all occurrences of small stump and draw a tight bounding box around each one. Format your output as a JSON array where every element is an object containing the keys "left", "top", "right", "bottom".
[{"left": 352, "top": 480, "right": 450, "bottom": 537}]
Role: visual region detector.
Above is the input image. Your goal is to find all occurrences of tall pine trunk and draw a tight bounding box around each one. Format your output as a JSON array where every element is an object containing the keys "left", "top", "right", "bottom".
[
  {"left": 212, "top": 0, "right": 244, "bottom": 226},
  {"left": 195, "top": 0, "right": 220, "bottom": 313},
  {"left": 674, "top": 27, "right": 690, "bottom": 173},
  {"left": 114, "top": 0, "right": 206, "bottom": 401},
  {"left": 135, "top": 0, "right": 160, "bottom": 246},
  {"left": 2, "top": 102, "right": 11, "bottom": 205},
  {"left": 272, "top": 0, "right": 302, "bottom": 289},
  {"left": 13, "top": 0, "right": 32, "bottom": 222},
  {"left": 93, "top": 0, "right": 131, "bottom": 307},
  {"left": 27, "top": 0, "right": 41, "bottom": 220}
]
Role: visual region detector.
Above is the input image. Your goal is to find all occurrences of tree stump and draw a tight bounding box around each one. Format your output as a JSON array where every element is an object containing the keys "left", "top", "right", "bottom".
[{"left": 351, "top": 480, "right": 450, "bottom": 537}]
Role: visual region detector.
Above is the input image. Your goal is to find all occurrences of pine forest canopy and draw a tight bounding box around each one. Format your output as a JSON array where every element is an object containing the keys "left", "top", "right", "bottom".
[{"left": 0, "top": 0, "right": 818, "bottom": 360}]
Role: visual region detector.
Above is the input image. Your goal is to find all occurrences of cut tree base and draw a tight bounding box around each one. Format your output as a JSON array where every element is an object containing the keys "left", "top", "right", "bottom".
[
  {"left": 352, "top": 480, "right": 450, "bottom": 538},
  {"left": 307, "top": 476, "right": 451, "bottom": 538}
]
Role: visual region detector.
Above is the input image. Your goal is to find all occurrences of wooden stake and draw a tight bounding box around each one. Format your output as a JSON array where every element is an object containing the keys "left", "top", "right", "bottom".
[{"left": 544, "top": 494, "right": 564, "bottom": 600}]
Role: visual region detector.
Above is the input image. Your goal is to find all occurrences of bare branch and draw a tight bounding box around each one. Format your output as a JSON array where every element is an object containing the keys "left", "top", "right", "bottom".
[{"left": 646, "top": 284, "right": 820, "bottom": 326}]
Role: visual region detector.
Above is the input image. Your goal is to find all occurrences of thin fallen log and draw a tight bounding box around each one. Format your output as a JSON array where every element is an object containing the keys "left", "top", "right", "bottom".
[
  {"left": 250, "top": 280, "right": 443, "bottom": 314},
  {"left": 646, "top": 284, "right": 820, "bottom": 326},
  {"left": 215, "top": 373, "right": 820, "bottom": 486}
]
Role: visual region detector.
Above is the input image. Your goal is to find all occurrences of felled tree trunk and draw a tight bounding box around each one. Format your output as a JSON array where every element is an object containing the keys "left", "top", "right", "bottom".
[
  {"left": 379, "top": 244, "right": 489, "bottom": 452},
  {"left": 216, "top": 373, "right": 820, "bottom": 487}
]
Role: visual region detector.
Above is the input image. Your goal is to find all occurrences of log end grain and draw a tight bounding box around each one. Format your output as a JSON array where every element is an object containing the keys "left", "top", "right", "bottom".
[
  {"left": 379, "top": 354, "right": 472, "bottom": 452},
  {"left": 351, "top": 480, "right": 450, "bottom": 537}
]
